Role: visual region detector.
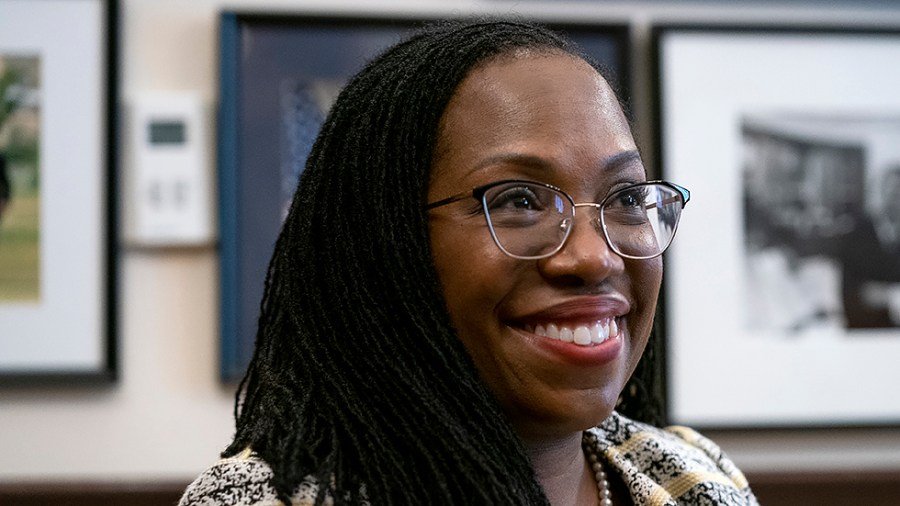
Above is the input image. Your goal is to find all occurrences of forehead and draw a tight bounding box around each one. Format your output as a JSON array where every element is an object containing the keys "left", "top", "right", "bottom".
[
  {"left": 431, "top": 51, "right": 636, "bottom": 186},
  {"left": 446, "top": 50, "right": 610, "bottom": 119}
]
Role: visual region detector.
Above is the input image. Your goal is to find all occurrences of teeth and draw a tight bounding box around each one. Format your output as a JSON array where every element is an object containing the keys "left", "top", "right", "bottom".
[
  {"left": 591, "top": 322, "right": 608, "bottom": 343},
  {"left": 546, "top": 323, "right": 560, "bottom": 340},
  {"left": 530, "top": 319, "right": 620, "bottom": 346},
  {"left": 573, "top": 326, "right": 591, "bottom": 345}
]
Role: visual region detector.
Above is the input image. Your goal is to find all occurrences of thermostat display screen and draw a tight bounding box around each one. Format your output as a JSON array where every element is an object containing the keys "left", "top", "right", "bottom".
[{"left": 149, "top": 120, "right": 186, "bottom": 145}]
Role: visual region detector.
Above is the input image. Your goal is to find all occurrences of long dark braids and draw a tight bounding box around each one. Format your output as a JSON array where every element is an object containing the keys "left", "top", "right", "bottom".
[{"left": 223, "top": 19, "right": 664, "bottom": 505}]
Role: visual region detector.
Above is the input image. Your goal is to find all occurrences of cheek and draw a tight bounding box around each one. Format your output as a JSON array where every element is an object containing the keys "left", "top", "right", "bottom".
[
  {"left": 637, "top": 258, "right": 663, "bottom": 305},
  {"left": 628, "top": 258, "right": 663, "bottom": 357},
  {"left": 429, "top": 220, "right": 516, "bottom": 340},
  {"left": 431, "top": 221, "right": 496, "bottom": 313}
]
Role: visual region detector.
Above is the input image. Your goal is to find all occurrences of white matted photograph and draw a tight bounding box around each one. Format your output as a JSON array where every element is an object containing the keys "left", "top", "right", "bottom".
[
  {"left": 655, "top": 26, "right": 900, "bottom": 427},
  {"left": 0, "top": 0, "right": 117, "bottom": 382}
]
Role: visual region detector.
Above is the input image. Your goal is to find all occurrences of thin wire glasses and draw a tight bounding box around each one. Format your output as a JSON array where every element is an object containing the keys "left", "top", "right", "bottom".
[{"left": 426, "top": 180, "right": 690, "bottom": 260}]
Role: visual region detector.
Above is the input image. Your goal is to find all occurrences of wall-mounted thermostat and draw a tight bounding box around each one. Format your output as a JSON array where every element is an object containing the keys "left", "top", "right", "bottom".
[{"left": 125, "top": 92, "right": 214, "bottom": 247}]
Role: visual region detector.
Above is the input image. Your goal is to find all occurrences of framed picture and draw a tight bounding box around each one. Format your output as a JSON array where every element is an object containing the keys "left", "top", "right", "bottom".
[
  {"left": 0, "top": 0, "right": 118, "bottom": 383},
  {"left": 218, "top": 12, "right": 630, "bottom": 381},
  {"left": 655, "top": 25, "right": 900, "bottom": 427}
]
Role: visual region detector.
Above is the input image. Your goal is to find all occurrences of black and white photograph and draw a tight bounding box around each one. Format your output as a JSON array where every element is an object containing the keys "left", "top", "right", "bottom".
[{"left": 742, "top": 114, "right": 900, "bottom": 334}]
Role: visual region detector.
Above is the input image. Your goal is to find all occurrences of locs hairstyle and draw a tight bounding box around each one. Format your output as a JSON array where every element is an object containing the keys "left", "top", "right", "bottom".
[{"left": 225, "top": 19, "right": 664, "bottom": 505}]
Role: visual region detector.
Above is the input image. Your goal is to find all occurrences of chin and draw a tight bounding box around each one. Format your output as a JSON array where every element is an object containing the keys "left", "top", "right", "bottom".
[{"left": 512, "top": 390, "right": 621, "bottom": 438}]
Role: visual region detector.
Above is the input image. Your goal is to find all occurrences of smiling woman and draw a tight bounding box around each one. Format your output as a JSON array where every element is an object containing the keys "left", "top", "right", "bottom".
[
  {"left": 427, "top": 52, "right": 665, "bottom": 443},
  {"left": 180, "top": 19, "right": 757, "bottom": 506}
]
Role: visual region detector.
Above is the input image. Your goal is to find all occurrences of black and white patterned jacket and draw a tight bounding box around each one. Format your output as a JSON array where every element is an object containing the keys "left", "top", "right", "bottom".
[{"left": 179, "top": 411, "right": 758, "bottom": 505}]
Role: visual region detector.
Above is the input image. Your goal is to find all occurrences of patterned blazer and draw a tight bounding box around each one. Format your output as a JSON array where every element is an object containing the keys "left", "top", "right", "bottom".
[
  {"left": 586, "top": 412, "right": 757, "bottom": 505},
  {"left": 179, "top": 411, "right": 758, "bottom": 505}
]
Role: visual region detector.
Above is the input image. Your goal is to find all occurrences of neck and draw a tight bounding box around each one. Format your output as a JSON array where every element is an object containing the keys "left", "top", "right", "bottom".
[{"left": 523, "top": 432, "right": 598, "bottom": 506}]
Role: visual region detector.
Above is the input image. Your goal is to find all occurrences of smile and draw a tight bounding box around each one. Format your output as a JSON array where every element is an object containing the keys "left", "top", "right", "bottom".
[{"left": 523, "top": 318, "right": 621, "bottom": 347}]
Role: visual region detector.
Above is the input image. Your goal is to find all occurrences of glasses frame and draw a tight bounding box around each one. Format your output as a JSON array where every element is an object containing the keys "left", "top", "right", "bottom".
[{"left": 426, "top": 179, "right": 690, "bottom": 260}]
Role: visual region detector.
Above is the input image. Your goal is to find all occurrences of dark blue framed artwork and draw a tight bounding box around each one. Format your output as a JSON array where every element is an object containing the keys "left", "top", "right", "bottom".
[{"left": 218, "top": 12, "right": 630, "bottom": 381}]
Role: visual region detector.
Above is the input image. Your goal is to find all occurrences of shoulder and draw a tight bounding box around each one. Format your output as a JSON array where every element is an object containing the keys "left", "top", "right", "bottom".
[
  {"left": 177, "top": 449, "right": 321, "bottom": 506},
  {"left": 589, "top": 412, "right": 759, "bottom": 505}
]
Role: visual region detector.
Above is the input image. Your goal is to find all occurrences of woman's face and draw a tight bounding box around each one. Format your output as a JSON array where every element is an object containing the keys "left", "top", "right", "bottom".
[{"left": 428, "top": 52, "right": 662, "bottom": 440}]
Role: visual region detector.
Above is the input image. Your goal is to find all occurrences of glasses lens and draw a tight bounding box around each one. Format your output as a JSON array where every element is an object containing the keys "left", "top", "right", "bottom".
[
  {"left": 602, "top": 183, "right": 684, "bottom": 258},
  {"left": 482, "top": 182, "right": 572, "bottom": 258}
]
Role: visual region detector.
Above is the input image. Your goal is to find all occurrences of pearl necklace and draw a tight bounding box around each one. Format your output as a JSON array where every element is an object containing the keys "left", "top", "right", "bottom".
[{"left": 582, "top": 432, "right": 613, "bottom": 506}]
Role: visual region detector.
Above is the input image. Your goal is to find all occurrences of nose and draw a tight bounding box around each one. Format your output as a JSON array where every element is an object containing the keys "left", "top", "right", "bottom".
[{"left": 537, "top": 204, "right": 624, "bottom": 286}]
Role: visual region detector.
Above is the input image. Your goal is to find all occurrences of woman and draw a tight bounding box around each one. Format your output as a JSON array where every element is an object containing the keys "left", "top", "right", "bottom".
[{"left": 181, "top": 19, "right": 757, "bottom": 505}]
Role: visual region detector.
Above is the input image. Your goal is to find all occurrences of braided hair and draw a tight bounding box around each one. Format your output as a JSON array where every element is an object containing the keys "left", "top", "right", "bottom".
[{"left": 223, "top": 18, "right": 664, "bottom": 505}]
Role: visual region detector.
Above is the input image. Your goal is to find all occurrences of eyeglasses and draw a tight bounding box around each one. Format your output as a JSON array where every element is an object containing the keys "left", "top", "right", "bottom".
[{"left": 426, "top": 180, "right": 690, "bottom": 260}]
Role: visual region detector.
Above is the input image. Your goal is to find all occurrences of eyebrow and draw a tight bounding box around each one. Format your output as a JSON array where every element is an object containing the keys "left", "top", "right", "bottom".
[
  {"left": 602, "top": 149, "right": 644, "bottom": 172},
  {"left": 468, "top": 148, "right": 643, "bottom": 178}
]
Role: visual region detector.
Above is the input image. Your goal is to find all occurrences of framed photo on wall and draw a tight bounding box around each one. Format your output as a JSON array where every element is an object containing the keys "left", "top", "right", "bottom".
[
  {"left": 0, "top": 0, "right": 118, "bottom": 383},
  {"left": 218, "top": 12, "right": 631, "bottom": 382},
  {"left": 655, "top": 25, "right": 900, "bottom": 427}
]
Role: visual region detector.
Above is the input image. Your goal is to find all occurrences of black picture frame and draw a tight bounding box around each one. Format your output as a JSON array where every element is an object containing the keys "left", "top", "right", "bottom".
[
  {"left": 0, "top": 0, "right": 119, "bottom": 384},
  {"left": 217, "top": 12, "right": 631, "bottom": 382},
  {"left": 653, "top": 24, "right": 900, "bottom": 428}
]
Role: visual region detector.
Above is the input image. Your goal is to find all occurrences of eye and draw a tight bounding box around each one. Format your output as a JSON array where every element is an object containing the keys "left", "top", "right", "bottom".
[
  {"left": 486, "top": 185, "right": 546, "bottom": 212},
  {"left": 608, "top": 185, "right": 649, "bottom": 209}
]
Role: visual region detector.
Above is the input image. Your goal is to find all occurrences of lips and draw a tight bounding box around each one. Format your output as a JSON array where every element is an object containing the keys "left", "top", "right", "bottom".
[{"left": 523, "top": 318, "right": 620, "bottom": 346}]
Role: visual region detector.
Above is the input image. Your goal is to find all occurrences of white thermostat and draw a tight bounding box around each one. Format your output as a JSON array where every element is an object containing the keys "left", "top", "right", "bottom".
[{"left": 125, "top": 92, "right": 214, "bottom": 246}]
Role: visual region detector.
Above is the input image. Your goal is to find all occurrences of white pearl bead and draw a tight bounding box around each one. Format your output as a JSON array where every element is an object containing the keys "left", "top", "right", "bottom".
[{"left": 583, "top": 433, "right": 613, "bottom": 505}]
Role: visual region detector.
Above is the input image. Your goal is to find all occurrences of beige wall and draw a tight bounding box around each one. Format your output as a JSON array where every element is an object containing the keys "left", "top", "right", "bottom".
[{"left": 2, "top": 0, "right": 900, "bottom": 484}]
